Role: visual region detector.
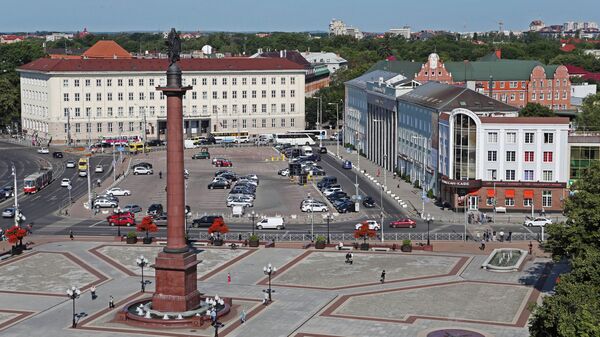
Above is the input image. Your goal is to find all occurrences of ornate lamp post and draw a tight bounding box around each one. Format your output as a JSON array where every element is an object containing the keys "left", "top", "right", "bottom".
[
  {"left": 425, "top": 214, "right": 434, "bottom": 246},
  {"left": 325, "top": 212, "right": 332, "bottom": 244},
  {"left": 263, "top": 263, "right": 277, "bottom": 303},
  {"left": 66, "top": 286, "right": 81, "bottom": 328},
  {"left": 136, "top": 255, "right": 149, "bottom": 293},
  {"left": 250, "top": 210, "right": 256, "bottom": 236}
]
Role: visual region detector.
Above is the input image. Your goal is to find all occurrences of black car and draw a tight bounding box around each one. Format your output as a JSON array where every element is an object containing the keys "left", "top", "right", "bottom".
[
  {"left": 336, "top": 200, "right": 356, "bottom": 213},
  {"left": 208, "top": 181, "right": 231, "bottom": 189},
  {"left": 52, "top": 151, "right": 63, "bottom": 158},
  {"left": 1, "top": 186, "right": 14, "bottom": 198},
  {"left": 327, "top": 191, "right": 348, "bottom": 201},
  {"left": 317, "top": 176, "right": 337, "bottom": 190},
  {"left": 214, "top": 169, "right": 235, "bottom": 177},
  {"left": 146, "top": 139, "right": 165, "bottom": 147},
  {"left": 147, "top": 203, "right": 164, "bottom": 216},
  {"left": 217, "top": 172, "right": 238, "bottom": 182},
  {"left": 192, "top": 215, "right": 223, "bottom": 228},
  {"left": 133, "top": 162, "right": 153, "bottom": 169},
  {"left": 362, "top": 196, "right": 376, "bottom": 208},
  {"left": 319, "top": 147, "right": 327, "bottom": 154},
  {"left": 230, "top": 187, "right": 254, "bottom": 195}
]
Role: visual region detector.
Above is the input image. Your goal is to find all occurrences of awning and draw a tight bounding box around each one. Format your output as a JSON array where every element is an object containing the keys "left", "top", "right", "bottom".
[
  {"left": 505, "top": 189, "right": 515, "bottom": 198},
  {"left": 486, "top": 189, "right": 495, "bottom": 197},
  {"left": 524, "top": 190, "right": 534, "bottom": 198}
]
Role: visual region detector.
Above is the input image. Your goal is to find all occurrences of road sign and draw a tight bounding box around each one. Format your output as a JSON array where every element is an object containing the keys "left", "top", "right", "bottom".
[
  {"left": 67, "top": 185, "right": 72, "bottom": 190},
  {"left": 117, "top": 146, "right": 125, "bottom": 152}
]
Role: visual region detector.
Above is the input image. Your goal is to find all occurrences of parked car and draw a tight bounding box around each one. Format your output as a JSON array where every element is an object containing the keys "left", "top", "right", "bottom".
[
  {"left": 327, "top": 191, "right": 348, "bottom": 201},
  {"left": 237, "top": 179, "right": 258, "bottom": 187},
  {"left": 336, "top": 200, "right": 356, "bottom": 213},
  {"left": 524, "top": 217, "right": 552, "bottom": 227},
  {"left": 323, "top": 187, "right": 343, "bottom": 196},
  {"left": 215, "top": 159, "right": 233, "bottom": 167},
  {"left": 192, "top": 215, "right": 223, "bottom": 228},
  {"left": 216, "top": 172, "right": 238, "bottom": 182},
  {"left": 362, "top": 196, "right": 376, "bottom": 208},
  {"left": 227, "top": 198, "right": 254, "bottom": 208},
  {"left": 146, "top": 139, "right": 165, "bottom": 147},
  {"left": 240, "top": 174, "right": 259, "bottom": 183},
  {"left": 342, "top": 160, "right": 352, "bottom": 169},
  {"left": 107, "top": 214, "right": 135, "bottom": 226},
  {"left": 192, "top": 151, "right": 210, "bottom": 159},
  {"left": 66, "top": 160, "right": 76, "bottom": 168},
  {"left": 133, "top": 166, "right": 153, "bottom": 175},
  {"left": 355, "top": 220, "right": 380, "bottom": 231},
  {"left": 153, "top": 212, "right": 168, "bottom": 221},
  {"left": 60, "top": 178, "right": 71, "bottom": 187},
  {"left": 105, "top": 187, "right": 131, "bottom": 196},
  {"left": 214, "top": 169, "right": 235, "bottom": 177},
  {"left": 389, "top": 218, "right": 417, "bottom": 228},
  {"left": 132, "top": 162, "right": 153, "bottom": 169},
  {"left": 95, "top": 165, "right": 104, "bottom": 173},
  {"left": 147, "top": 203, "right": 164, "bottom": 216},
  {"left": 301, "top": 202, "right": 328, "bottom": 213},
  {"left": 94, "top": 198, "right": 118, "bottom": 209},
  {"left": 256, "top": 217, "right": 285, "bottom": 230},
  {"left": 2, "top": 207, "right": 16, "bottom": 218},
  {"left": 52, "top": 151, "right": 63, "bottom": 158},
  {"left": 319, "top": 147, "right": 328, "bottom": 154},
  {"left": 227, "top": 194, "right": 254, "bottom": 203},
  {"left": 37, "top": 147, "right": 49, "bottom": 154},
  {"left": 122, "top": 204, "right": 142, "bottom": 213},
  {"left": 95, "top": 194, "right": 119, "bottom": 203},
  {"left": 208, "top": 181, "right": 231, "bottom": 189},
  {"left": 317, "top": 176, "right": 337, "bottom": 190}
]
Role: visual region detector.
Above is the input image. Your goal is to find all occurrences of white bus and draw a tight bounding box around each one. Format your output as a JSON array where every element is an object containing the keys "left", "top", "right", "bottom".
[
  {"left": 210, "top": 131, "right": 250, "bottom": 144},
  {"left": 274, "top": 133, "right": 316, "bottom": 146},
  {"left": 286, "top": 130, "right": 327, "bottom": 141}
]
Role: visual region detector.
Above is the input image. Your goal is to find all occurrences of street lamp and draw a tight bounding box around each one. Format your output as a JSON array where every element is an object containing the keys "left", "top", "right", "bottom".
[
  {"left": 354, "top": 132, "right": 361, "bottom": 212},
  {"left": 315, "top": 96, "right": 323, "bottom": 148},
  {"left": 425, "top": 214, "right": 434, "bottom": 246},
  {"left": 66, "top": 286, "right": 81, "bottom": 328},
  {"left": 412, "top": 135, "right": 427, "bottom": 217},
  {"left": 263, "top": 263, "right": 277, "bottom": 303},
  {"left": 212, "top": 320, "right": 225, "bottom": 337},
  {"left": 11, "top": 164, "right": 19, "bottom": 227},
  {"left": 325, "top": 212, "right": 332, "bottom": 244},
  {"left": 250, "top": 210, "right": 256, "bottom": 236},
  {"left": 307, "top": 192, "right": 314, "bottom": 241},
  {"left": 327, "top": 102, "right": 340, "bottom": 158},
  {"left": 136, "top": 255, "right": 150, "bottom": 293}
]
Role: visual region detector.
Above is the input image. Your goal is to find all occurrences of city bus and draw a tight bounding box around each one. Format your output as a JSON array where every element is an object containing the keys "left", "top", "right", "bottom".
[
  {"left": 210, "top": 131, "right": 250, "bottom": 144},
  {"left": 274, "top": 133, "right": 316, "bottom": 146},
  {"left": 78, "top": 157, "right": 88, "bottom": 171},
  {"left": 128, "top": 142, "right": 149, "bottom": 153},
  {"left": 23, "top": 168, "right": 53, "bottom": 194},
  {"left": 99, "top": 136, "right": 141, "bottom": 146},
  {"left": 286, "top": 130, "right": 327, "bottom": 141}
]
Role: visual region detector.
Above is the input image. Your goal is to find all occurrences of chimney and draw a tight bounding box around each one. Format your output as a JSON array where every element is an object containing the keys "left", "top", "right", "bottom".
[
  {"left": 280, "top": 50, "right": 283, "bottom": 58},
  {"left": 495, "top": 49, "right": 502, "bottom": 59}
]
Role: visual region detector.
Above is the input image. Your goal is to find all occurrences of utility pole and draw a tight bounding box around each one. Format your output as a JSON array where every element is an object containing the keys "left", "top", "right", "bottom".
[
  {"left": 12, "top": 164, "right": 19, "bottom": 227},
  {"left": 354, "top": 132, "right": 360, "bottom": 212},
  {"left": 87, "top": 160, "right": 92, "bottom": 216},
  {"left": 142, "top": 107, "right": 147, "bottom": 154},
  {"left": 112, "top": 143, "right": 116, "bottom": 182},
  {"left": 327, "top": 102, "right": 340, "bottom": 158},
  {"left": 87, "top": 106, "right": 91, "bottom": 148},
  {"left": 67, "top": 108, "right": 72, "bottom": 146}
]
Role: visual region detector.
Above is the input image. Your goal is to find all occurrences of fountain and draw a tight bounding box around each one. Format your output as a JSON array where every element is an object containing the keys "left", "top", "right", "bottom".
[{"left": 481, "top": 248, "right": 528, "bottom": 272}]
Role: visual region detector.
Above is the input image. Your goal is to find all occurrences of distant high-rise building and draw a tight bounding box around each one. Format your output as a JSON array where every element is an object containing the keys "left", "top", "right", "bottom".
[
  {"left": 388, "top": 26, "right": 411, "bottom": 39},
  {"left": 529, "top": 20, "right": 545, "bottom": 31},
  {"left": 328, "top": 18, "right": 364, "bottom": 39}
]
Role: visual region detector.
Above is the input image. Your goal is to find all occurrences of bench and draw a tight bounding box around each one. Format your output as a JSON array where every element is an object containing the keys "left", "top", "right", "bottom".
[
  {"left": 371, "top": 247, "right": 390, "bottom": 252},
  {"left": 193, "top": 242, "right": 209, "bottom": 247},
  {"left": 156, "top": 241, "right": 167, "bottom": 246},
  {"left": 338, "top": 246, "right": 353, "bottom": 251}
]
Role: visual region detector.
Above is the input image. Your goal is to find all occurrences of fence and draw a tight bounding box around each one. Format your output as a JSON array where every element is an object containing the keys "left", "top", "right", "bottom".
[{"left": 190, "top": 231, "right": 542, "bottom": 242}]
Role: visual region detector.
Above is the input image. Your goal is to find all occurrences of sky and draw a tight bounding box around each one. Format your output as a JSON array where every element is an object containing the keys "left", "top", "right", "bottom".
[{"left": 2, "top": 0, "right": 599, "bottom": 33}]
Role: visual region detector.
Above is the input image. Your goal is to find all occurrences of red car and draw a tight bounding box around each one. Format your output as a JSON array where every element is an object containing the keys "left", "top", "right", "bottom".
[
  {"left": 215, "top": 159, "right": 233, "bottom": 167},
  {"left": 107, "top": 213, "right": 136, "bottom": 226},
  {"left": 389, "top": 218, "right": 416, "bottom": 228}
]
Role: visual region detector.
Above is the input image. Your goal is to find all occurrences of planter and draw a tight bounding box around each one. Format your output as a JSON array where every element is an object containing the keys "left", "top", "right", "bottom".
[
  {"left": 11, "top": 245, "right": 23, "bottom": 255},
  {"left": 400, "top": 245, "right": 412, "bottom": 252},
  {"left": 249, "top": 239, "right": 260, "bottom": 247},
  {"left": 360, "top": 243, "right": 370, "bottom": 251},
  {"left": 126, "top": 237, "right": 138, "bottom": 244},
  {"left": 213, "top": 239, "right": 224, "bottom": 246},
  {"left": 315, "top": 241, "right": 326, "bottom": 249},
  {"left": 142, "top": 237, "right": 153, "bottom": 244}
]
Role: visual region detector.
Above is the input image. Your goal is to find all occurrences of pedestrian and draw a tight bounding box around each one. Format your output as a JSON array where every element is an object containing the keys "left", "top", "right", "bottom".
[
  {"left": 529, "top": 241, "right": 533, "bottom": 255},
  {"left": 480, "top": 239, "right": 486, "bottom": 251},
  {"left": 91, "top": 285, "right": 97, "bottom": 300},
  {"left": 69, "top": 230, "right": 74, "bottom": 240},
  {"left": 210, "top": 308, "right": 216, "bottom": 323},
  {"left": 109, "top": 295, "right": 115, "bottom": 309},
  {"left": 380, "top": 270, "right": 386, "bottom": 284},
  {"left": 227, "top": 272, "right": 231, "bottom": 285},
  {"left": 263, "top": 291, "right": 269, "bottom": 305},
  {"left": 240, "top": 309, "right": 246, "bottom": 324},
  {"left": 159, "top": 171, "right": 162, "bottom": 179}
]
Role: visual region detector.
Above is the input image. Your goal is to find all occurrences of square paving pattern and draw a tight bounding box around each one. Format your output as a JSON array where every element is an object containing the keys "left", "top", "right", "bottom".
[
  {"left": 95, "top": 245, "right": 248, "bottom": 278},
  {"left": 0, "top": 252, "right": 99, "bottom": 294},
  {"left": 272, "top": 251, "right": 464, "bottom": 289}
]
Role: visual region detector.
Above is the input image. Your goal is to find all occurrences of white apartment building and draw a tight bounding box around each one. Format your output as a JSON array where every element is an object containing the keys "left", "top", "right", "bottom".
[
  {"left": 300, "top": 52, "right": 348, "bottom": 74},
  {"left": 388, "top": 27, "right": 411, "bottom": 39},
  {"left": 18, "top": 58, "right": 306, "bottom": 145}
]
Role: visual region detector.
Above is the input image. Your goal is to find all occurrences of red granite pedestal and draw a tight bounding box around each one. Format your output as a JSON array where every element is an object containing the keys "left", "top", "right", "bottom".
[{"left": 152, "top": 251, "right": 201, "bottom": 312}]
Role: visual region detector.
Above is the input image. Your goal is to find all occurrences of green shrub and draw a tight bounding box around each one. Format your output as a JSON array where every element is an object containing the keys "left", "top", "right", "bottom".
[
  {"left": 402, "top": 239, "right": 412, "bottom": 246},
  {"left": 249, "top": 234, "right": 260, "bottom": 241},
  {"left": 127, "top": 231, "right": 137, "bottom": 239},
  {"left": 315, "top": 235, "right": 327, "bottom": 243}
]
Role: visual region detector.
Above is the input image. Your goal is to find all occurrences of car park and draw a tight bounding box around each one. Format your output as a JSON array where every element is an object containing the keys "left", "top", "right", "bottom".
[
  {"left": 37, "top": 147, "right": 49, "bottom": 154},
  {"left": 147, "top": 203, "right": 164, "bottom": 216},
  {"left": 52, "top": 151, "right": 63, "bottom": 158},
  {"left": 106, "top": 187, "right": 131, "bottom": 196},
  {"left": 342, "top": 160, "right": 352, "bottom": 169},
  {"left": 389, "top": 218, "right": 417, "bottom": 228},
  {"left": 362, "top": 196, "right": 376, "bottom": 208},
  {"left": 208, "top": 180, "right": 231, "bottom": 189},
  {"left": 192, "top": 215, "right": 223, "bottom": 228},
  {"left": 66, "top": 160, "right": 76, "bottom": 168},
  {"left": 256, "top": 217, "right": 285, "bottom": 230},
  {"left": 2, "top": 208, "right": 16, "bottom": 218},
  {"left": 122, "top": 204, "right": 142, "bottom": 213},
  {"left": 107, "top": 214, "right": 135, "bottom": 226},
  {"left": 524, "top": 217, "right": 552, "bottom": 227},
  {"left": 355, "top": 220, "right": 380, "bottom": 230},
  {"left": 133, "top": 166, "right": 153, "bottom": 175},
  {"left": 94, "top": 198, "right": 118, "bottom": 209},
  {"left": 60, "top": 178, "right": 71, "bottom": 187},
  {"left": 95, "top": 165, "right": 104, "bottom": 173}
]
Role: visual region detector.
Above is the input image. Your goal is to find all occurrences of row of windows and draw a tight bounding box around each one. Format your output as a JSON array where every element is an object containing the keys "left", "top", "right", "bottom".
[
  {"left": 487, "top": 151, "right": 554, "bottom": 162},
  {"left": 219, "top": 118, "right": 296, "bottom": 129},
  {"left": 487, "top": 132, "right": 554, "bottom": 144},
  {"left": 62, "top": 76, "right": 297, "bottom": 88},
  {"left": 486, "top": 169, "right": 555, "bottom": 181},
  {"left": 22, "top": 90, "right": 48, "bottom": 101},
  {"left": 62, "top": 89, "right": 296, "bottom": 102},
  {"left": 531, "top": 92, "right": 568, "bottom": 100},
  {"left": 486, "top": 190, "right": 553, "bottom": 207}
]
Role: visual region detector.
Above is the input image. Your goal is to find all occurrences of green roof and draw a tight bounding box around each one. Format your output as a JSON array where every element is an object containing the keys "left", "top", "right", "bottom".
[
  {"left": 367, "top": 60, "right": 422, "bottom": 80},
  {"left": 445, "top": 60, "right": 560, "bottom": 81},
  {"left": 477, "top": 52, "right": 501, "bottom": 62}
]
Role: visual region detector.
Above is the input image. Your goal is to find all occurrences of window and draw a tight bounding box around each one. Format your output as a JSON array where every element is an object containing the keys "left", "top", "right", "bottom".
[
  {"left": 222, "top": 120, "right": 227, "bottom": 129},
  {"left": 271, "top": 104, "right": 276, "bottom": 113},
  {"left": 64, "top": 123, "right": 68, "bottom": 133},
  {"left": 487, "top": 132, "right": 498, "bottom": 143},
  {"left": 212, "top": 91, "right": 217, "bottom": 99},
  {"left": 107, "top": 107, "right": 113, "bottom": 116},
  {"left": 118, "top": 122, "right": 123, "bottom": 132},
  {"left": 252, "top": 90, "right": 257, "bottom": 98},
  {"left": 487, "top": 169, "right": 497, "bottom": 180},
  {"left": 85, "top": 79, "right": 91, "bottom": 87},
  {"left": 281, "top": 77, "right": 286, "bottom": 85},
  {"left": 281, "top": 118, "right": 286, "bottom": 127},
  {"left": 107, "top": 122, "right": 113, "bottom": 133},
  {"left": 117, "top": 79, "right": 122, "bottom": 86},
  {"left": 138, "top": 79, "right": 144, "bottom": 86},
  {"left": 232, "top": 119, "right": 237, "bottom": 128},
  {"left": 128, "top": 107, "right": 134, "bottom": 116},
  {"left": 212, "top": 78, "right": 217, "bottom": 85},
  {"left": 129, "top": 122, "right": 134, "bottom": 131},
  {"left": 242, "top": 104, "right": 247, "bottom": 113},
  {"left": 519, "top": 93, "right": 524, "bottom": 100},
  {"left": 250, "top": 78, "right": 256, "bottom": 85},
  {"left": 63, "top": 79, "right": 69, "bottom": 87},
  {"left": 149, "top": 79, "right": 154, "bottom": 86},
  {"left": 543, "top": 170, "right": 553, "bottom": 181},
  {"left": 118, "top": 107, "right": 123, "bottom": 116},
  {"left": 544, "top": 133, "right": 554, "bottom": 144},
  {"left": 261, "top": 78, "right": 266, "bottom": 85},
  {"left": 97, "top": 93, "right": 102, "bottom": 101},
  {"left": 271, "top": 118, "right": 276, "bottom": 127},
  {"left": 505, "top": 198, "right": 515, "bottom": 206},
  {"left": 63, "top": 93, "right": 69, "bottom": 102},
  {"left": 232, "top": 78, "right": 237, "bottom": 85},
  {"left": 291, "top": 118, "right": 295, "bottom": 127},
  {"left": 232, "top": 105, "right": 237, "bottom": 113},
  {"left": 525, "top": 132, "right": 535, "bottom": 144},
  {"left": 75, "top": 123, "right": 80, "bottom": 133},
  {"left": 291, "top": 77, "right": 295, "bottom": 85},
  {"left": 524, "top": 198, "right": 532, "bottom": 207},
  {"left": 291, "top": 89, "right": 295, "bottom": 97},
  {"left": 242, "top": 119, "right": 246, "bottom": 128},
  {"left": 524, "top": 170, "right": 534, "bottom": 181},
  {"left": 222, "top": 105, "right": 227, "bottom": 114},
  {"left": 563, "top": 91, "right": 567, "bottom": 99},
  {"left": 531, "top": 93, "right": 536, "bottom": 100},
  {"left": 281, "top": 104, "right": 286, "bottom": 113},
  {"left": 242, "top": 78, "right": 247, "bottom": 85},
  {"left": 222, "top": 78, "right": 227, "bottom": 85},
  {"left": 252, "top": 119, "right": 257, "bottom": 128},
  {"left": 271, "top": 77, "right": 276, "bottom": 85},
  {"left": 242, "top": 91, "right": 247, "bottom": 99},
  {"left": 192, "top": 92, "right": 197, "bottom": 99},
  {"left": 487, "top": 151, "right": 497, "bottom": 162},
  {"left": 118, "top": 93, "right": 123, "bottom": 101},
  {"left": 506, "top": 151, "right": 516, "bottom": 162},
  {"left": 74, "top": 93, "right": 80, "bottom": 102},
  {"left": 63, "top": 108, "right": 69, "bottom": 117},
  {"left": 128, "top": 93, "right": 134, "bottom": 101},
  {"left": 524, "top": 151, "right": 534, "bottom": 162},
  {"left": 262, "top": 104, "right": 267, "bottom": 113},
  {"left": 280, "top": 90, "right": 286, "bottom": 98},
  {"left": 75, "top": 107, "right": 80, "bottom": 117},
  {"left": 261, "top": 90, "right": 266, "bottom": 98},
  {"left": 271, "top": 90, "right": 276, "bottom": 98},
  {"left": 96, "top": 107, "right": 102, "bottom": 117},
  {"left": 540, "top": 92, "right": 544, "bottom": 100},
  {"left": 202, "top": 91, "right": 207, "bottom": 99},
  {"left": 252, "top": 104, "right": 257, "bottom": 113},
  {"left": 261, "top": 119, "right": 266, "bottom": 128},
  {"left": 505, "top": 170, "right": 515, "bottom": 180},
  {"left": 542, "top": 190, "right": 552, "bottom": 207},
  {"left": 85, "top": 93, "right": 91, "bottom": 101},
  {"left": 506, "top": 132, "right": 516, "bottom": 143},
  {"left": 543, "top": 151, "right": 553, "bottom": 162},
  {"left": 107, "top": 93, "right": 113, "bottom": 101},
  {"left": 128, "top": 79, "right": 134, "bottom": 86},
  {"left": 291, "top": 103, "right": 295, "bottom": 112},
  {"left": 74, "top": 79, "right": 80, "bottom": 87},
  {"left": 222, "top": 91, "right": 227, "bottom": 99},
  {"left": 232, "top": 91, "right": 237, "bottom": 99},
  {"left": 96, "top": 79, "right": 101, "bottom": 86},
  {"left": 510, "top": 94, "right": 515, "bottom": 101},
  {"left": 96, "top": 122, "right": 102, "bottom": 132}
]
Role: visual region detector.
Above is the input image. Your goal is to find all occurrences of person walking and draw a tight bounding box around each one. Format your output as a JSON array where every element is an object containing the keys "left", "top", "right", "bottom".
[
  {"left": 109, "top": 295, "right": 115, "bottom": 309},
  {"left": 227, "top": 272, "right": 231, "bottom": 285},
  {"left": 480, "top": 239, "right": 486, "bottom": 251},
  {"left": 90, "top": 285, "right": 97, "bottom": 300},
  {"left": 240, "top": 309, "right": 246, "bottom": 324},
  {"left": 529, "top": 241, "right": 533, "bottom": 255},
  {"left": 69, "top": 230, "right": 74, "bottom": 240},
  {"left": 159, "top": 171, "right": 162, "bottom": 179},
  {"left": 380, "top": 270, "right": 386, "bottom": 284}
]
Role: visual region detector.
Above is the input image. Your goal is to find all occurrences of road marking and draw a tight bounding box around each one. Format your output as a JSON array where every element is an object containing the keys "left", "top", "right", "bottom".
[{"left": 89, "top": 220, "right": 105, "bottom": 227}]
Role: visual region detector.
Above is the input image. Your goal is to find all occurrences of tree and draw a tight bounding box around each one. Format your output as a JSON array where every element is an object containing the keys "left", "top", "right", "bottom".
[
  {"left": 353, "top": 222, "right": 376, "bottom": 244},
  {"left": 136, "top": 216, "right": 158, "bottom": 240},
  {"left": 519, "top": 103, "right": 555, "bottom": 117},
  {"left": 577, "top": 93, "right": 600, "bottom": 132},
  {"left": 208, "top": 217, "right": 229, "bottom": 240}
]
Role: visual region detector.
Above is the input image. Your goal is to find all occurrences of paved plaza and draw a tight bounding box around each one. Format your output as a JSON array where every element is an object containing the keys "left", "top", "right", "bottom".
[{"left": 0, "top": 239, "right": 557, "bottom": 337}]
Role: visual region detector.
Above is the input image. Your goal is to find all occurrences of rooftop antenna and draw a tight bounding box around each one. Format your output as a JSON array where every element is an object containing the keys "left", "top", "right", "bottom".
[{"left": 498, "top": 20, "right": 504, "bottom": 33}]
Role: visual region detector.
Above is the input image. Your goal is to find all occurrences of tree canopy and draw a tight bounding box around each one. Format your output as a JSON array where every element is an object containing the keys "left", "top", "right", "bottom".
[
  {"left": 519, "top": 103, "right": 556, "bottom": 117},
  {"left": 577, "top": 93, "right": 600, "bottom": 131}
]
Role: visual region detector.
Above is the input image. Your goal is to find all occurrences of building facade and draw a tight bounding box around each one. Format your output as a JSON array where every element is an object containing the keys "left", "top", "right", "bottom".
[{"left": 18, "top": 58, "right": 305, "bottom": 145}]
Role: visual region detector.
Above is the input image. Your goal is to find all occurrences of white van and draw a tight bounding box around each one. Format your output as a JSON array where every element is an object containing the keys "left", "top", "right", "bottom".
[
  {"left": 302, "top": 146, "right": 313, "bottom": 156},
  {"left": 256, "top": 217, "right": 285, "bottom": 230}
]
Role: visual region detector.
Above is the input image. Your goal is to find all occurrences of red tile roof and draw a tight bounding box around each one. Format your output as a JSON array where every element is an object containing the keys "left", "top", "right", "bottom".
[
  {"left": 479, "top": 117, "right": 570, "bottom": 124},
  {"left": 82, "top": 40, "right": 132, "bottom": 59},
  {"left": 18, "top": 57, "right": 305, "bottom": 73},
  {"left": 560, "top": 44, "right": 576, "bottom": 52}
]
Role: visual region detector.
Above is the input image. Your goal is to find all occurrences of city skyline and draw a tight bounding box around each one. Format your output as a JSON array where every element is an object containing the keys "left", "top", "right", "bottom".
[{"left": 2, "top": 0, "right": 599, "bottom": 33}]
